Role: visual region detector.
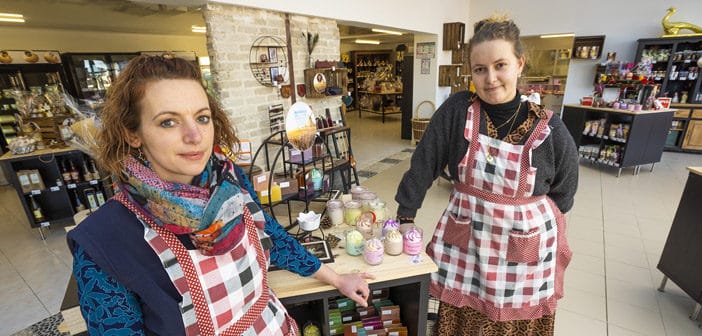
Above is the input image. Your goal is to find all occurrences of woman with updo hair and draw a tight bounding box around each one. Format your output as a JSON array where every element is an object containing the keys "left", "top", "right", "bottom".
[{"left": 394, "top": 16, "right": 578, "bottom": 335}]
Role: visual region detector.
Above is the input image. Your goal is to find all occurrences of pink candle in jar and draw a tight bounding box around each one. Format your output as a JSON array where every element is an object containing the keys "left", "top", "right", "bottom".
[
  {"left": 363, "top": 237, "right": 384, "bottom": 265},
  {"left": 403, "top": 227, "right": 423, "bottom": 255}
]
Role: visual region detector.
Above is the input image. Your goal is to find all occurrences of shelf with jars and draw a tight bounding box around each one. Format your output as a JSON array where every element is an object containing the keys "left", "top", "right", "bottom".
[{"left": 635, "top": 36, "right": 702, "bottom": 153}]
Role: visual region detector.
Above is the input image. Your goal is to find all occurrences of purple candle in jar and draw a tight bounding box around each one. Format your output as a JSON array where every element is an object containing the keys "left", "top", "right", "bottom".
[{"left": 382, "top": 219, "right": 399, "bottom": 236}]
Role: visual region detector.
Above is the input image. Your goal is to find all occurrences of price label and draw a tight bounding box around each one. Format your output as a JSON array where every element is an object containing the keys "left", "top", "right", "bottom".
[
  {"left": 67, "top": 184, "right": 76, "bottom": 189},
  {"left": 31, "top": 190, "right": 41, "bottom": 195},
  {"left": 89, "top": 180, "right": 98, "bottom": 185},
  {"left": 50, "top": 186, "right": 60, "bottom": 192},
  {"left": 40, "top": 221, "right": 50, "bottom": 227}
]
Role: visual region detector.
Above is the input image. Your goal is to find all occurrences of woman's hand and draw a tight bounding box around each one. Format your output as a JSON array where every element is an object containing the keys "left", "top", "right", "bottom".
[
  {"left": 333, "top": 272, "right": 375, "bottom": 307},
  {"left": 310, "top": 264, "right": 376, "bottom": 307}
]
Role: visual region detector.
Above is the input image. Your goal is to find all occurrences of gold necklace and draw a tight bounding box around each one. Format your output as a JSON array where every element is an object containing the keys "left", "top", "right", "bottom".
[{"left": 487, "top": 101, "right": 522, "bottom": 129}]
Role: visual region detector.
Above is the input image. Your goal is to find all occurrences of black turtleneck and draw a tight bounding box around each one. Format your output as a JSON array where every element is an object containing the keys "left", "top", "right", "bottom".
[{"left": 480, "top": 92, "right": 528, "bottom": 139}]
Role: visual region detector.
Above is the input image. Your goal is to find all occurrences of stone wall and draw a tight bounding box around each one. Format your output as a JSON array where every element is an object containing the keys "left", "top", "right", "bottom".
[{"left": 203, "top": 3, "right": 343, "bottom": 151}]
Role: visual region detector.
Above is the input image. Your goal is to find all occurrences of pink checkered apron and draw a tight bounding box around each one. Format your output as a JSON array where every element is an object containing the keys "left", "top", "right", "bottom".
[
  {"left": 426, "top": 101, "right": 572, "bottom": 322},
  {"left": 116, "top": 193, "right": 299, "bottom": 335}
]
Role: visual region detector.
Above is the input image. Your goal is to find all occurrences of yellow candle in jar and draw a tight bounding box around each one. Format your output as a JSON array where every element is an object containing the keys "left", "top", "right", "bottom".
[{"left": 344, "top": 200, "right": 362, "bottom": 226}]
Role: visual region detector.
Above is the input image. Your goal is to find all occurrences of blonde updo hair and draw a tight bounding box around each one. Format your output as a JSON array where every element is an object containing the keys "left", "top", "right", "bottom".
[{"left": 467, "top": 15, "right": 524, "bottom": 65}]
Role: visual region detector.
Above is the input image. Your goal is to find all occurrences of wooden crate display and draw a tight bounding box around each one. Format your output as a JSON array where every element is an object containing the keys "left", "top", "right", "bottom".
[
  {"left": 443, "top": 22, "right": 465, "bottom": 51},
  {"left": 27, "top": 116, "right": 69, "bottom": 141}
]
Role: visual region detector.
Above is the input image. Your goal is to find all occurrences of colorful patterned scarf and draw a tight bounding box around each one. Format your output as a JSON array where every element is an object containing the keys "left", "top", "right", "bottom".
[{"left": 121, "top": 145, "right": 252, "bottom": 256}]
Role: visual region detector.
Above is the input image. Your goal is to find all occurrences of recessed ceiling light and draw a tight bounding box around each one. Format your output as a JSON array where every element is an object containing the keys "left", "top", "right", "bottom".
[
  {"left": 355, "top": 39, "right": 381, "bottom": 45},
  {"left": 191, "top": 25, "right": 206, "bottom": 33},
  {"left": 0, "top": 13, "right": 25, "bottom": 23},
  {"left": 540, "top": 33, "right": 574, "bottom": 39},
  {"left": 372, "top": 28, "right": 403, "bottom": 36}
]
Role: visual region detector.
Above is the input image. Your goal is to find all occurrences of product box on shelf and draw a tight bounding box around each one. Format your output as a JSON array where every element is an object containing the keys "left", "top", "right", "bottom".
[
  {"left": 16, "top": 170, "right": 32, "bottom": 193},
  {"left": 277, "top": 177, "right": 298, "bottom": 197},
  {"left": 27, "top": 169, "right": 45, "bottom": 191},
  {"left": 289, "top": 147, "right": 313, "bottom": 164},
  {"left": 252, "top": 171, "right": 272, "bottom": 191},
  {"left": 257, "top": 184, "right": 281, "bottom": 204}
]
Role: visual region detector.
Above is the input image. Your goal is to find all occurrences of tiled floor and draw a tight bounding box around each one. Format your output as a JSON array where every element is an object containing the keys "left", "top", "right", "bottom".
[{"left": 2, "top": 110, "right": 702, "bottom": 335}]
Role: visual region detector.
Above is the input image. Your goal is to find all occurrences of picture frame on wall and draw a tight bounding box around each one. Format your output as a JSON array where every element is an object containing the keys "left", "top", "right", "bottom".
[
  {"left": 268, "top": 47, "right": 278, "bottom": 63},
  {"left": 270, "top": 67, "right": 279, "bottom": 84}
]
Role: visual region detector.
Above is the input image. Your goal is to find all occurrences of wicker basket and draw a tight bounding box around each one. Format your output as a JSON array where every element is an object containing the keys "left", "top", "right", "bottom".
[{"left": 411, "top": 100, "right": 435, "bottom": 144}]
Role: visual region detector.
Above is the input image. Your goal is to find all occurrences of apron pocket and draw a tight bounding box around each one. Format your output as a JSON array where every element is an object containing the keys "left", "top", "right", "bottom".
[
  {"left": 506, "top": 227, "right": 541, "bottom": 263},
  {"left": 443, "top": 211, "right": 472, "bottom": 249}
]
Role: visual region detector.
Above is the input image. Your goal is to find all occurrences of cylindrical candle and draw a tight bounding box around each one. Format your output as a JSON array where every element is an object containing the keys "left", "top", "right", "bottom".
[
  {"left": 363, "top": 237, "right": 384, "bottom": 265},
  {"left": 344, "top": 200, "right": 363, "bottom": 226},
  {"left": 326, "top": 199, "right": 345, "bottom": 227},
  {"left": 345, "top": 229, "right": 365, "bottom": 256},
  {"left": 359, "top": 191, "right": 378, "bottom": 212},
  {"left": 384, "top": 229, "right": 403, "bottom": 256},
  {"left": 403, "top": 227, "right": 424, "bottom": 255},
  {"left": 369, "top": 199, "right": 387, "bottom": 222},
  {"left": 349, "top": 185, "right": 368, "bottom": 200},
  {"left": 355, "top": 211, "right": 376, "bottom": 239},
  {"left": 382, "top": 219, "right": 399, "bottom": 237}
]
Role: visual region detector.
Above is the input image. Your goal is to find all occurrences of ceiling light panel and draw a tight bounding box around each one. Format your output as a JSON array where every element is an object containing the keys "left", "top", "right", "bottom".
[
  {"left": 371, "top": 28, "right": 403, "bottom": 35},
  {"left": 355, "top": 39, "right": 380, "bottom": 45},
  {"left": 0, "top": 12, "right": 25, "bottom": 23}
]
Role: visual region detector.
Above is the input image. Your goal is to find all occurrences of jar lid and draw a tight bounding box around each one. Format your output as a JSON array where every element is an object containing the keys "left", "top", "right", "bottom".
[{"left": 344, "top": 200, "right": 362, "bottom": 208}]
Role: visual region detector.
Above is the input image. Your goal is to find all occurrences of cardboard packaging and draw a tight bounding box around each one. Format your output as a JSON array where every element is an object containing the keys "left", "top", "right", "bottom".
[
  {"left": 289, "top": 147, "right": 313, "bottom": 164},
  {"left": 17, "top": 170, "right": 32, "bottom": 193},
  {"left": 257, "top": 184, "right": 281, "bottom": 204},
  {"left": 252, "top": 171, "right": 272, "bottom": 191},
  {"left": 277, "top": 177, "right": 298, "bottom": 197},
  {"left": 27, "top": 169, "right": 45, "bottom": 191}
]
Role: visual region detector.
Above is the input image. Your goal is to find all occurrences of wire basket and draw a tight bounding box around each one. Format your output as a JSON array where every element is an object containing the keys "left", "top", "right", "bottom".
[{"left": 411, "top": 100, "right": 435, "bottom": 144}]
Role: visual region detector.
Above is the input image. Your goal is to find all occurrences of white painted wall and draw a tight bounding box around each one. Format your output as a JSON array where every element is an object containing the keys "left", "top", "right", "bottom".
[{"left": 468, "top": 0, "right": 702, "bottom": 108}]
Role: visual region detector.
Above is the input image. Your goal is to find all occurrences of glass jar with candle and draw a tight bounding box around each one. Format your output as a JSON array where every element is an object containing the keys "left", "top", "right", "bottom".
[
  {"left": 403, "top": 227, "right": 424, "bottom": 255},
  {"left": 359, "top": 191, "right": 377, "bottom": 212},
  {"left": 382, "top": 219, "right": 399, "bottom": 237},
  {"left": 369, "top": 199, "right": 386, "bottom": 222},
  {"left": 384, "top": 229, "right": 403, "bottom": 256},
  {"left": 345, "top": 229, "right": 365, "bottom": 256},
  {"left": 363, "top": 237, "right": 384, "bottom": 265},
  {"left": 349, "top": 185, "right": 368, "bottom": 200},
  {"left": 355, "top": 211, "right": 376, "bottom": 238},
  {"left": 344, "top": 200, "right": 363, "bottom": 226},
  {"left": 326, "top": 199, "right": 345, "bottom": 227}
]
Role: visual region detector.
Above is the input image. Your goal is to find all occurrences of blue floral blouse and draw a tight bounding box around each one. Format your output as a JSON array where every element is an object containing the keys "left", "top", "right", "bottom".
[{"left": 72, "top": 165, "right": 321, "bottom": 334}]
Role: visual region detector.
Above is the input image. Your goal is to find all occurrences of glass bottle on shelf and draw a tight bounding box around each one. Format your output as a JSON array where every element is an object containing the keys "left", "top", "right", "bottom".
[
  {"left": 29, "top": 195, "right": 45, "bottom": 222},
  {"left": 69, "top": 159, "right": 81, "bottom": 183},
  {"left": 73, "top": 190, "right": 86, "bottom": 212},
  {"left": 61, "top": 160, "right": 72, "bottom": 184},
  {"left": 90, "top": 159, "right": 101, "bottom": 180},
  {"left": 82, "top": 160, "right": 92, "bottom": 181}
]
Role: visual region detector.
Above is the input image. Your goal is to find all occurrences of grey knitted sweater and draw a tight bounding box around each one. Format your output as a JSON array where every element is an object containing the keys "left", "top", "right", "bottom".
[{"left": 395, "top": 90, "right": 578, "bottom": 218}]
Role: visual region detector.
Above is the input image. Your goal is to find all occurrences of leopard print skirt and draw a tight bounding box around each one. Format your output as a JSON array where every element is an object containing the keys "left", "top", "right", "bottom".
[{"left": 434, "top": 302, "right": 555, "bottom": 336}]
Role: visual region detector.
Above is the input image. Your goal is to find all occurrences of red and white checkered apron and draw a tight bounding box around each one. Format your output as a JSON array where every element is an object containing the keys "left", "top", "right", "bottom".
[
  {"left": 116, "top": 193, "right": 298, "bottom": 335},
  {"left": 426, "top": 100, "right": 572, "bottom": 322}
]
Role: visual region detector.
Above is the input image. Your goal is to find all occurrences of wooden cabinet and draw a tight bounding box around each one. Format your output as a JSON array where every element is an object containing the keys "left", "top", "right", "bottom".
[
  {"left": 682, "top": 119, "right": 702, "bottom": 150},
  {"left": 668, "top": 104, "right": 702, "bottom": 152},
  {"left": 562, "top": 104, "right": 674, "bottom": 176},
  {"left": 0, "top": 147, "right": 112, "bottom": 238}
]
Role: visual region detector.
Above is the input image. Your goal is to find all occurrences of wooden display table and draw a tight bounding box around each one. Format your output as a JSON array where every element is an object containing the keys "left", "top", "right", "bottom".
[
  {"left": 657, "top": 167, "right": 702, "bottom": 326},
  {"left": 59, "top": 224, "right": 438, "bottom": 336},
  {"left": 270, "top": 226, "right": 438, "bottom": 335}
]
